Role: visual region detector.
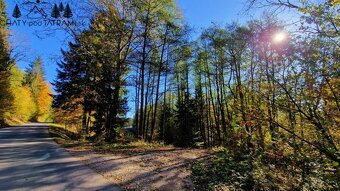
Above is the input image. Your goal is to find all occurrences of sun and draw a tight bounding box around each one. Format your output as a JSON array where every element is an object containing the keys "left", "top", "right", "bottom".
[{"left": 273, "top": 31, "right": 287, "bottom": 44}]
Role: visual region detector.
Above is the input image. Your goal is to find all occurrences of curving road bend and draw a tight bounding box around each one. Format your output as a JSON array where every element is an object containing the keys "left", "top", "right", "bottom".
[{"left": 0, "top": 123, "right": 121, "bottom": 191}]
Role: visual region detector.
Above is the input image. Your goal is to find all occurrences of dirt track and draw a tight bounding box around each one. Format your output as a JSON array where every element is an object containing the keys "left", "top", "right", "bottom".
[{"left": 67, "top": 147, "right": 212, "bottom": 191}]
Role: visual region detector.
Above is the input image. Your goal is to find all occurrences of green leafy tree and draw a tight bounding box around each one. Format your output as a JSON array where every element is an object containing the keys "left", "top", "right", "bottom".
[
  {"left": 246, "top": 0, "right": 340, "bottom": 39},
  {"left": 134, "top": 0, "right": 183, "bottom": 141}
]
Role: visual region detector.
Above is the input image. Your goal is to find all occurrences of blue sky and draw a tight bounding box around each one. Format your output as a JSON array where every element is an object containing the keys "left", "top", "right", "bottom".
[
  {"left": 6, "top": 0, "right": 259, "bottom": 117},
  {"left": 6, "top": 0, "right": 254, "bottom": 83}
]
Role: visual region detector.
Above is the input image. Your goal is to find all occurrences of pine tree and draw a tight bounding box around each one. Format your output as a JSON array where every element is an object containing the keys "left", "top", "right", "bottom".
[
  {"left": 12, "top": 4, "right": 21, "bottom": 18},
  {"left": 51, "top": 4, "right": 60, "bottom": 19},
  {"left": 59, "top": 2, "right": 64, "bottom": 12},
  {"left": 54, "top": 40, "right": 96, "bottom": 136},
  {"left": 55, "top": 5, "right": 136, "bottom": 140},
  {"left": 54, "top": 41, "right": 88, "bottom": 111},
  {"left": 63, "top": 4, "right": 72, "bottom": 18}
]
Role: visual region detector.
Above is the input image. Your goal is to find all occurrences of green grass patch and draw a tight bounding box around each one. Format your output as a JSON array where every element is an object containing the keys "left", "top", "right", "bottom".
[
  {"left": 48, "top": 124, "right": 86, "bottom": 147},
  {"left": 48, "top": 124, "right": 172, "bottom": 152},
  {"left": 92, "top": 140, "right": 173, "bottom": 153}
]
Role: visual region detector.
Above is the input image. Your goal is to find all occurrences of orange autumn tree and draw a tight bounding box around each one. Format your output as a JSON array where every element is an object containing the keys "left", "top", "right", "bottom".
[
  {"left": 24, "top": 57, "right": 53, "bottom": 122},
  {"left": 36, "top": 80, "right": 53, "bottom": 122},
  {"left": 4, "top": 59, "right": 53, "bottom": 124}
]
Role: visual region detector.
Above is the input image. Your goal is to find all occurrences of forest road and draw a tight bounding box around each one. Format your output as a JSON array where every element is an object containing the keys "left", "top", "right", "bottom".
[{"left": 0, "top": 123, "right": 121, "bottom": 191}]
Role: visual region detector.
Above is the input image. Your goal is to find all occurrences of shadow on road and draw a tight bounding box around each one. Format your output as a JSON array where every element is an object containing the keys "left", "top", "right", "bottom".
[{"left": 0, "top": 124, "right": 120, "bottom": 191}]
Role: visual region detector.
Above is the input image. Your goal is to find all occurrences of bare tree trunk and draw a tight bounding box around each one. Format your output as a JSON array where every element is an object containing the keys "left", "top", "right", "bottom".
[
  {"left": 138, "top": 6, "right": 151, "bottom": 139},
  {"left": 150, "top": 27, "right": 168, "bottom": 141},
  {"left": 143, "top": 67, "right": 152, "bottom": 140}
]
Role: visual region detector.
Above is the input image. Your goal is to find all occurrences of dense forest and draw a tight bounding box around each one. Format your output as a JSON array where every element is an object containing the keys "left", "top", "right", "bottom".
[
  {"left": 52, "top": 0, "right": 339, "bottom": 189},
  {"left": 1, "top": 0, "right": 339, "bottom": 190}
]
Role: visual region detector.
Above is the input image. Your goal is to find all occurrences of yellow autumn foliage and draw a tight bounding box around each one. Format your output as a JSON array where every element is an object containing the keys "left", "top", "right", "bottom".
[
  {"left": 3, "top": 64, "right": 54, "bottom": 124},
  {"left": 7, "top": 66, "right": 36, "bottom": 122},
  {"left": 36, "top": 81, "right": 53, "bottom": 122}
]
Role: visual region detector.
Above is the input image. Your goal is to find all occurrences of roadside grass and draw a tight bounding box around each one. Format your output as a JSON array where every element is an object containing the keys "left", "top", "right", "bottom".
[
  {"left": 48, "top": 124, "right": 85, "bottom": 147},
  {"left": 48, "top": 124, "right": 173, "bottom": 152},
  {"left": 3, "top": 117, "right": 25, "bottom": 127},
  {"left": 93, "top": 140, "right": 174, "bottom": 154},
  {"left": 1, "top": 117, "right": 31, "bottom": 128}
]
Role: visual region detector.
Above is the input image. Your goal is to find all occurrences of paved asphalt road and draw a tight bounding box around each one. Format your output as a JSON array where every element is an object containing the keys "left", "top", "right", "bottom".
[{"left": 0, "top": 124, "right": 121, "bottom": 191}]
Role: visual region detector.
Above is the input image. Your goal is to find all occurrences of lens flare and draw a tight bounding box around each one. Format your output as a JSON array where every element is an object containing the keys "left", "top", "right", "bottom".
[{"left": 273, "top": 31, "right": 287, "bottom": 44}]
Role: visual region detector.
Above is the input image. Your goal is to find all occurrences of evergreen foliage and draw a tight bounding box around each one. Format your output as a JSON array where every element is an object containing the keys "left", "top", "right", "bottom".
[{"left": 55, "top": 6, "right": 134, "bottom": 140}]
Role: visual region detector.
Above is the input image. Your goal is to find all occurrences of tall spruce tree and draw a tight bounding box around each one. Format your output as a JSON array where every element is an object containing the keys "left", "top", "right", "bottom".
[
  {"left": 55, "top": 1, "right": 136, "bottom": 140},
  {"left": 84, "top": 4, "right": 135, "bottom": 141},
  {"left": 54, "top": 38, "right": 96, "bottom": 136}
]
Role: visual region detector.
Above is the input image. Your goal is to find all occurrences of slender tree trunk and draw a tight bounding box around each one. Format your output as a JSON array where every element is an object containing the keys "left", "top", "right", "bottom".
[
  {"left": 161, "top": 56, "right": 169, "bottom": 142},
  {"left": 150, "top": 27, "right": 168, "bottom": 141},
  {"left": 138, "top": 7, "right": 150, "bottom": 139},
  {"left": 143, "top": 69, "right": 152, "bottom": 140},
  {"left": 206, "top": 63, "right": 221, "bottom": 145},
  {"left": 135, "top": 70, "right": 140, "bottom": 137}
]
